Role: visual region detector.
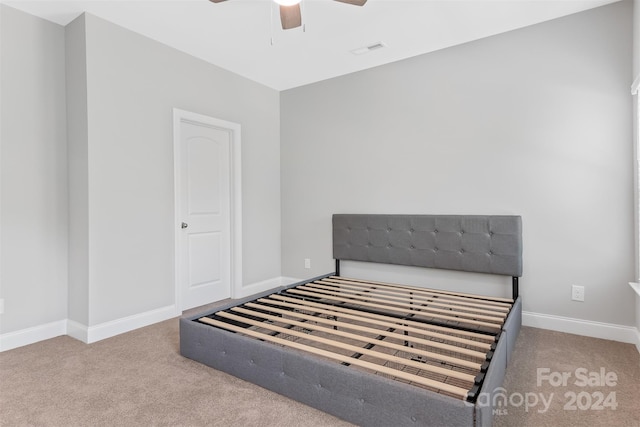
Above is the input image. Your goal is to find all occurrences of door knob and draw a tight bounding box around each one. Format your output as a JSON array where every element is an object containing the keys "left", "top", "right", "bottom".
[{"left": 181, "top": 222, "right": 188, "bottom": 229}]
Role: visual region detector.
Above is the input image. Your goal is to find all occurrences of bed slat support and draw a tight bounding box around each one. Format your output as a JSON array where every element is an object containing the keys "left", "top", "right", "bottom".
[
  {"left": 335, "top": 259, "right": 521, "bottom": 301},
  {"left": 199, "top": 315, "right": 472, "bottom": 399}
]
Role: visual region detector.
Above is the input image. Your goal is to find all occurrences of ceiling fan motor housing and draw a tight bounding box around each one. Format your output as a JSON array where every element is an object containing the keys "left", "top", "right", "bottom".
[{"left": 208, "top": 0, "right": 367, "bottom": 30}]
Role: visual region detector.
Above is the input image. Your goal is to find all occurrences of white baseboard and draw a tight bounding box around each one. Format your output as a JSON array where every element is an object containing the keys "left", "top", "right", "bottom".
[
  {"left": 523, "top": 311, "right": 640, "bottom": 352},
  {"left": 5, "top": 301, "right": 638, "bottom": 355},
  {"left": 234, "top": 276, "right": 300, "bottom": 299},
  {"left": 281, "top": 276, "right": 303, "bottom": 286},
  {"left": 66, "top": 319, "right": 88, "bottom": 343},
  {"left": 1, "top": 305, "right": 178, "bottom": 351},
  {"left": 0, "top": 319, "right": 67, "bottom": 352},
  {"left": 71, "top": 305, "right": 178, "bottom": 344}
]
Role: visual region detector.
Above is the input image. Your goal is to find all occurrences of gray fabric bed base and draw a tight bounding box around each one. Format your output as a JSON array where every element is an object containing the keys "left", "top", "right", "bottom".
[{"left": 180, "top": 277, "right": 522, "bottom": 427}]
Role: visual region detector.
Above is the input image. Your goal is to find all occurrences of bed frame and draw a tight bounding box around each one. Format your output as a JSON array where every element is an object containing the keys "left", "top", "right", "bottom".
[{"left": 180, "top": 214, "right": 523, "bottom": 427}]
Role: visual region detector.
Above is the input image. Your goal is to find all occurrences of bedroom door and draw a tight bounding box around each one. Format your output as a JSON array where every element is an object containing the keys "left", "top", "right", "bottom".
[{"left": 174, "top": 110, "right": 241, "bottom": 311}]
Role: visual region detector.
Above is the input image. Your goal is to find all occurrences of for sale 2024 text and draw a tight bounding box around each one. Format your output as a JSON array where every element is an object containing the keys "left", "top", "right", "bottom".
[{"left": 537, "top": 367, "right": 618, "bottom": 411}]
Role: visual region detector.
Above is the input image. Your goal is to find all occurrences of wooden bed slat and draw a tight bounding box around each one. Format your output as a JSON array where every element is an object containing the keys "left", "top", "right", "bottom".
[
  {"left": 320, "top": 278, "right": 511, "bottom": 313},
  {"left": 327, "top": 276, "right": 514, "bottom": 304},
  {"left": 198, "top": 316, "right": 471, "bottom": 399},
  {"left": 296, "top": 285, "right": 504, "bottom": 324},
  {"left": 215, "top": 311, "right": 478, "bottom": 383},
  {"left": 218, "top": 310, "right": 480, "bottom": 384},
  {"left": 270, "top": 294, "right": 496, "bottom": 342},
  {"left": 318, "top": 279, "right": 510, "bottom": 314},
  {"left": 240, "top": 303, "right": 484, "bottom": 369},
  {"left": 310, "top": 281, "right": 507, "bottom": 319},
  {"left": 257, "top": 298, "right": 491, "bottom": 352},
  {"left": 325, "top": 276, "right": 513, "bottom": 309},
  {"left": 289, "top": 287, "right": 503, "bottom": 330}
]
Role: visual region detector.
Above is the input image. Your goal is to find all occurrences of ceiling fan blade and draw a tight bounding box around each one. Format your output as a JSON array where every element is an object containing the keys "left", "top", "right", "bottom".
[
  {"left": 333, "top": 0, "right": 367, "bottom": 6},
  {"left": 280, "top": 4, "right": 302, "bottom": 30}
]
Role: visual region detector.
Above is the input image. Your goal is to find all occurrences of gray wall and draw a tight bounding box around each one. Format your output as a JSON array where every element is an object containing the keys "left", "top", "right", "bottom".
[
  {"left": 1, "top": 6, "right": 281, "bottom": 334},
  {"left": 0, "top": 1, "right": 636, "bottom": 337},
  {"left": 0, "top": 5, "right": 68, "bottom": 332},
  {"left": 71, "top": 13, "right": 281, "bottom": 326},
  {"left": 635, "top": 0, "right": 639, "bottom": 76},
  {"left": 66, "top": 14, "right": 90, "bottom": 326},
  {"left": 633, "top": 0, "right": 639, "bottom": 332},
  {"left": 281, "top": 1, "right": 635, "bottom": 326}
]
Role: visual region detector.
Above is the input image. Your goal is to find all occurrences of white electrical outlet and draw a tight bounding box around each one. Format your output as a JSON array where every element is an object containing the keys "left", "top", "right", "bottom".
[
  {"left": 571, "top": 285, "right": 585, "bottom": 302},
  {"left": 304, "top": 258, "right": 311, "bottom": 269}
]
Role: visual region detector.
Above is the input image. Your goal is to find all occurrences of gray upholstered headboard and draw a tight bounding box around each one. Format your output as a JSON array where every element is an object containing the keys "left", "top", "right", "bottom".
[{"left": 333, "top": 214, "right": 522, "bottom": 278}]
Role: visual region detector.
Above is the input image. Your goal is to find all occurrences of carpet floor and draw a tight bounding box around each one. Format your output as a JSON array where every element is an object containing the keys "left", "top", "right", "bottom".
[{"left": 1, "top": 309, "right": 638, "bottom": 426}]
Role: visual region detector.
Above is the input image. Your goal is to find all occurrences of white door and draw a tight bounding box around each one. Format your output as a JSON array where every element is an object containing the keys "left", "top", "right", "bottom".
[{"left": 178, "top": 119, "right": 232, "bottom": 310}]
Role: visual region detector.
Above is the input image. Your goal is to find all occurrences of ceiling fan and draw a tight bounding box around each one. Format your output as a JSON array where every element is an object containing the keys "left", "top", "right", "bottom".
[{"left": 208, "top": 0, "right": 367, "bottom": 30}]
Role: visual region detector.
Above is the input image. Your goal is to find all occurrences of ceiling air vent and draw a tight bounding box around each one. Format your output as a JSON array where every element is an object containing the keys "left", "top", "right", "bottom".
[{"left": 350, "top": 42, "right": 387, "bottom": 55}]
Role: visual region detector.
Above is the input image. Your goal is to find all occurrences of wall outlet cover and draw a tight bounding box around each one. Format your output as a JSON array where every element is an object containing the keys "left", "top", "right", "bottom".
[{"left": 571, "top": 285, "right": 585, "bottom": 302}]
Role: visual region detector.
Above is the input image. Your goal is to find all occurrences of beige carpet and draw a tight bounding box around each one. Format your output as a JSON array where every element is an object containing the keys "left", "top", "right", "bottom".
[
  {"left": 494, "top": 327, "right": 639, "bottom": 427},
  {"left": 1, "top": 310, "right": 638, "bottom": 426}
]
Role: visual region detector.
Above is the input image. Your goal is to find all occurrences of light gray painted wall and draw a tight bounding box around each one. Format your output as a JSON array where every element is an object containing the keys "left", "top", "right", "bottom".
[
  {"left": 634, "top": 0, "right": 639, "bottom": 76},
  {"left": 0, "top": 5, "right": 68, "bottom": 333},
  {"left": 2, "top": 6, "right": 280, "bottom": 333},
  {"left": 281, "top": 1, "right": 635, "bottom": 326},
  {"left": 0, "top": 1, "right": 634, "bottom": 337},
  {"left": 65, "top": 14, "right": 90, "bottom": 326},
  {"left": 79, "top": 14, "right": 281, "bottom": 325},
  {"left": 633, "top": 0, "right": 639, "bottom": 332}
]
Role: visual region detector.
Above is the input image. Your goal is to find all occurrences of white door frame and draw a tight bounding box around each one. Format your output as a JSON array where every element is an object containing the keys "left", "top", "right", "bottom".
[{"left": 173, "top": 108, "right": 242, "bottom": 311}]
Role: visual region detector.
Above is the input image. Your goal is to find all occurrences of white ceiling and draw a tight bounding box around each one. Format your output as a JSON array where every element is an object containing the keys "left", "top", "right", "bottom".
[{"left": 3, "top": 0, "right": 619, "bottom": 90}]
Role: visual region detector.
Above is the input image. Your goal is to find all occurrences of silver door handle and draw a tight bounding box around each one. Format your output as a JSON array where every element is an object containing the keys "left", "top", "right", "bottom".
[{"left": 181, "top": 222, "right": 188, "bottom": 229}]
